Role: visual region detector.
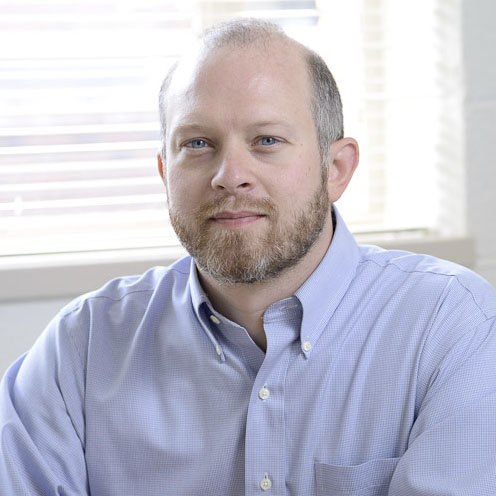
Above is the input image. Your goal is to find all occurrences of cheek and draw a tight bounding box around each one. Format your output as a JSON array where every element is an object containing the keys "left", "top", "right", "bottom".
[
  {"left": 166, "top": 169, "right": 206, "bottom": 212},
  {"left": 281, "top": 160, "right": 321, "bottom": 199}
]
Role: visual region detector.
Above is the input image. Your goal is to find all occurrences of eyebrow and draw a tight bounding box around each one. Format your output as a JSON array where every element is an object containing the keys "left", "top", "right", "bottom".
[
  {"left": 170, "top": 119, "right": 296, "bottom": 139},
  {"left": 250, "top": 120, "right": 296, "bottom": 132},
  {"left": 171, "top": 123, "right": 209, "bottom": 136}
]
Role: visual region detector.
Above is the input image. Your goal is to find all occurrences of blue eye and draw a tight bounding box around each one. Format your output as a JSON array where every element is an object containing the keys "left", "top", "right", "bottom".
[
  {"left": 187, "top": 139, "right": 208, "bottom": 149},
  {"left": 259, "top": 136, "right": 277, "bottom": 146}
]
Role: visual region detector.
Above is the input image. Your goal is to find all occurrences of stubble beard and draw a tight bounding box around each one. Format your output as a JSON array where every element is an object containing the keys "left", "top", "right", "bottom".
[{"left": 169, "top": 179, "right": 330, "bottom": 284}]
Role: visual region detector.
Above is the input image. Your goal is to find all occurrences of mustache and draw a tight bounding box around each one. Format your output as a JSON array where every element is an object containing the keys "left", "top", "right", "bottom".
[{"left": 196, "top": 196, "right": 277, "bottom": 218}]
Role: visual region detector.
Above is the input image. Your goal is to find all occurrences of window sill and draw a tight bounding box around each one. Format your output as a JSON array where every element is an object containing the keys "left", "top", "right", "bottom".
[
  {"left": 0, "top": 246, "right": 187, "bottom": 302},
  {"left": 0, "top": 236, "right": 475, "bottom": 302}
]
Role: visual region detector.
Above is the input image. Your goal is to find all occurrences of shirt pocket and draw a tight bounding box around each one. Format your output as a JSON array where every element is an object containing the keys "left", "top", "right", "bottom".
[{"left": 315, "top": 457, "right": 400, "bottom": 495}]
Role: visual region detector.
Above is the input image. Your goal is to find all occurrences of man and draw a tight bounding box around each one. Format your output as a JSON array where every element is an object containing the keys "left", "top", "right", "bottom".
[{"left": 1, "top": 18, "right": 496, "bottom": 496}]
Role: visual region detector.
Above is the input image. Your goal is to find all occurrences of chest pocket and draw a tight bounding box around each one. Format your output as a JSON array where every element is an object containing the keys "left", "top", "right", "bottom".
[{"left": 315, "top": 457, "right": 399, "bottom": 495}]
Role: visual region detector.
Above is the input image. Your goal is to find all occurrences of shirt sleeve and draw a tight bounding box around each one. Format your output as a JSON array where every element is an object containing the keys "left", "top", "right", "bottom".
[
  {"left": 388, "top": 312, "right": 496, "bottom": 495},
  {"left": 0, "top": 307, "right": 89, "bottom": 495}
]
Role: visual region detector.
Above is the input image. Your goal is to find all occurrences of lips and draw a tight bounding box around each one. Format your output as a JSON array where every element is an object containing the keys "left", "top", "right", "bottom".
[
  {"left": 212, "top": 211, "right": 265, "bottom": 220},
  {"left": 210, "top": 210, "right": 266, "bottom": 227}
]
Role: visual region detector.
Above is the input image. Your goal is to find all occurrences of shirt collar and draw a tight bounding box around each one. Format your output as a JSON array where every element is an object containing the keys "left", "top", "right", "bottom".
[
  {"left": 188, "top": 259, "right": 226, "bottom": 361},
  {"left": 294, "top": 205, "right": 360, "bottom": 355},
  {"left": 187, "top": 205, "right": 360, "bottom": 359}
]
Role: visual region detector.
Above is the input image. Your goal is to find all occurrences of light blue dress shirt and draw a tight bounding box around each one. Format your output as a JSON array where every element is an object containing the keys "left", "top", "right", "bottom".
[{"left": 1, "top": 208, "right": 496, "bottom": 495}]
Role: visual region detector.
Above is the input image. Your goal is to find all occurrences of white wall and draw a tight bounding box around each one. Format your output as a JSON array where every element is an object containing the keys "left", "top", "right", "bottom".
[
  {"left": 0, "top": 298, "right": 71, "bottom": 375},
  {"left": 1, "top": 0, "right": 496, "bottom": 376},
  {"left": 463, "top": 0, "right": 496, "bottom": 285}
]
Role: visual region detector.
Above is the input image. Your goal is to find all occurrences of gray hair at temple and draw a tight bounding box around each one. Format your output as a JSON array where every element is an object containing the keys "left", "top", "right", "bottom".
[{"left": 158, "top": 18, "right": 344, "bottom": 167}]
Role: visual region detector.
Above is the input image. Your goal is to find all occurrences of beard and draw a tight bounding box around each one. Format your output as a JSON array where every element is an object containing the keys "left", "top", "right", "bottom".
[{"left": 169, "top": 178, "right": 330, "bottom": 284}]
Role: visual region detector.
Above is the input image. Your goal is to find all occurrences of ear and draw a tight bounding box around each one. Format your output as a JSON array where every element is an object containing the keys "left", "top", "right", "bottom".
[
  {"left": 157, "top": 153, "right": 166, "bottom": 185},
  {"left": 326, "top": 138, "right": 359, "bottom": 203}
]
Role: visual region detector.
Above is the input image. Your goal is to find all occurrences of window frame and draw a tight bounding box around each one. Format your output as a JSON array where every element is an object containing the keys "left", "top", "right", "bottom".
[{"left": 1, "top": 0, "right": 473, "bottom": 300}]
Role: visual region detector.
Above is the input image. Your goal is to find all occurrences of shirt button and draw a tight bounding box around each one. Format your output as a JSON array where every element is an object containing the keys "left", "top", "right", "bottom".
[
  {"left": 258, "top": 386, "right": 270, "bottom": 400},
  {"left": 209, "top": 315, "right": 220, "bottom": 324},
  {"left": 303, "top": 340, "right": 312, "bottom": 352},
  {"left": 260, "top": 476, "right": 272, "bottom": 491}
]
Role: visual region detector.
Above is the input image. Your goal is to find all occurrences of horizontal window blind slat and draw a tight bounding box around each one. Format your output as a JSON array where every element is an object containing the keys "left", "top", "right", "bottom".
[
  {"left": 0, "top": 194, "right": 165, "bottom": 211},
  {"left": 0, "top": 123, "right": 159, "bottom": 137},
  {"left": 0, "top": 141, "right": 159, "bottom": 155},
  {"left": 240, "top": 9, "right": 317, "bottom": 19},
  {"left": 0, "top": 159, "right": 156, "bottom": 174},
  {"left": 0, "top": 177, "right": 160, "bottom": 193}
]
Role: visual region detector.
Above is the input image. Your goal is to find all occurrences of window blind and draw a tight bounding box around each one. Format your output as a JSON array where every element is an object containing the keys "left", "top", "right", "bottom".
[
  {"left": 0, "top": 0, "right": 464, "bottom": 258},
  {"left": 321, "top": 0, "right": 464, "bottom": 238}
]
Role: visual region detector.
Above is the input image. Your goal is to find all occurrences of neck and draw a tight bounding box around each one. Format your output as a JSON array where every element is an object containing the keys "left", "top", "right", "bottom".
[{"left": 197, "top": 217, "right": 334, "bottom": 351}]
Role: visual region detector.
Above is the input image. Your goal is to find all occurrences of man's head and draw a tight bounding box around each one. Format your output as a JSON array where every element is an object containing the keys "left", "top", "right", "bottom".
[
  {"left": 157, "top": 18, "right": 358, "bottom": 284},
  {"left": 159, "top": 18, "right": 344, "bottom": 168}
]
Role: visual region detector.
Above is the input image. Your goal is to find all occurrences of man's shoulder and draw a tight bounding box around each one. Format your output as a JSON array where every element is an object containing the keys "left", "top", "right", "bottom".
[
  {"left": 357, "top": 243, "right": 496, "bottom": 318},
  {"left": 19, "top": 256, "right": 195, "bottom": 378},
  {"left": 358, "top": 243, "right": 473, "bottom": 277},
  {"left": 59, "top": 255, "right": 193, "bottom": 318}
]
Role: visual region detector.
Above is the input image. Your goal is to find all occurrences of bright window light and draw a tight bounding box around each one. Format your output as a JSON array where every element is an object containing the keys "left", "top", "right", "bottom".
[{"left": 0, "top": 0, "right": 464, "bottom": 258}]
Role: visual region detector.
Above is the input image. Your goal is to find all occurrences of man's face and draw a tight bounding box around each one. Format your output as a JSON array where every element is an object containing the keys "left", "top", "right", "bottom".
[{"left": 163, "top": 41, "right": 332, "bottom": 284}]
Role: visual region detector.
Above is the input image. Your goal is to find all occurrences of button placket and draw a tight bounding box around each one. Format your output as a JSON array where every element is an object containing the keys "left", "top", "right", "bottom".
[{"left": 245, "top": 302, "right": 298, "bottom": 495}]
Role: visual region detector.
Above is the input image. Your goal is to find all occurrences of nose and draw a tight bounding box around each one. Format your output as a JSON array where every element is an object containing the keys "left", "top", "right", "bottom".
[{"left": 211, "top": 147, "right": 255, "bottom": 194}]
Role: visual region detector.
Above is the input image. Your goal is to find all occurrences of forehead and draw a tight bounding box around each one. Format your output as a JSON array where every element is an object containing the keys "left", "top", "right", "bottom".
[{"left": 164, "top": 40, "right": 313, "bottom": 130}]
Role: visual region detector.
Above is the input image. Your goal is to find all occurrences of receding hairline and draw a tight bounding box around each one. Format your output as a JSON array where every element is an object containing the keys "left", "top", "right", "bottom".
[
  {"left": 160, "top": 24, "right": 311, "bottom": 117},
  {"left": 170, "top": 22, "right": 307, "bottom": 87},
  {"left": 199, "top": 17, "right": 294, "bottom": 50}
]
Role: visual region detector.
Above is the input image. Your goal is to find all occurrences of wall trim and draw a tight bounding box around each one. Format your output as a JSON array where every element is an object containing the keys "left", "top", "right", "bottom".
[{"left": 0, "top": 237, "right": 475, "bottom": 302}]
